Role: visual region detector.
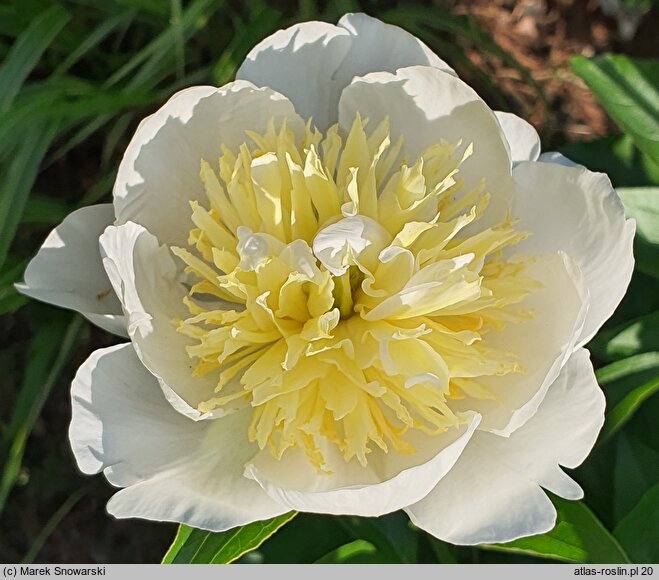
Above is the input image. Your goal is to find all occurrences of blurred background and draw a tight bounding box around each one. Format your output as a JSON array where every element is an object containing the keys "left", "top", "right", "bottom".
[{"left": 1, "top": 0, "right": 658, "bottom": 564}]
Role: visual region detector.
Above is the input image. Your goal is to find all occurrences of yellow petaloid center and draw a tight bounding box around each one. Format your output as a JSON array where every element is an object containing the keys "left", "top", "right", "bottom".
[{"left": 172, "top": 115, "right": 538, "bottom": 470}]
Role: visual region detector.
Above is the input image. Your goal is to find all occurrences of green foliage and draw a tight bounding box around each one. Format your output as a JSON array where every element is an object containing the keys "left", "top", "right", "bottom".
[
  {"left": 596, "top": 353, "right": 659, "bottom": 441},
  {"left": 572, "top": 54, "right": 659, "bottom": 167},
  {"left": 591, "top": 312, "right": 659, "bottom": 361},
  {"left": 561, "top": 134, "right": 659, "bottom": 188},
  {"left": 315, "top": 540, "right": 378, "bottom": 563},
  {"left": 0, "top": 6, "right": 70, "bottom": 111},
  {"left": 617, "top": 187, "right": 659, "bottom": 280},
  {"left": 615, "top": 482, "right": 659, "bottom": 562},
  {"left": 162, "top": 512, "right": 296, "bottom": 564}
]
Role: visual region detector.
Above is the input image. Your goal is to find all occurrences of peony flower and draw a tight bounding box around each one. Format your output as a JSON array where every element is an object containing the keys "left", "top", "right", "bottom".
[{"left": 18, "top": 13, "right": 635, "bottom": 545}]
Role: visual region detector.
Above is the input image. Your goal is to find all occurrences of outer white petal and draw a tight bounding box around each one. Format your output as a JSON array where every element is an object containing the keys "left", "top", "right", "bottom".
[
  {"left": 99, "top": 222, "right": 217, "bottom": 420},
  {"left": 406, "top": 348, "right": 605, "bottom": 545},
  {"left": 512, "top": 160, "right": 635, "bottom": 346},
  {"left": 453, "top": 252, "right": 588, "bottom": 435},
  {"left": 333, "top": 13, "right": 455, "bottom": 98},
  {"left": 113, "top": 82, "right": 304, "bottom": 247},
  {"left": 236, "top": 13, "right": 454, "bottom": 130},
  {"left": 244, "top": 412, "right": 480, "bottom": 517},
  {"left": 16, "top": 204, "right": 127, "bottom": 337},
  {"left": 236, "top": 21, "right": 351, "bottom": 130},
  {"left": 495, "top": 111, "right": 541, "bottom": 164},
  {"left": 70, "top": 343, "right": 288, "bottom": 530},
  {"left": 338, "top": 65, "right": 512, "bottom": 226},
  {"left": 538, "top": 151, "right": 580, "bottom": 168}
]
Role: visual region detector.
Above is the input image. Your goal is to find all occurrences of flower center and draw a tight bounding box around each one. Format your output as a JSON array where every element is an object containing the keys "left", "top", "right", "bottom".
[{"left": 171, "top": 115, "right": 537, "bottom": 470}]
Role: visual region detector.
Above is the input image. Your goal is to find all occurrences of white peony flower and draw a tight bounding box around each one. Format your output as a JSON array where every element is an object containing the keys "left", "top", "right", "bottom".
[{"left": 18, "top": 13, "right": 635, "bottom": 545}]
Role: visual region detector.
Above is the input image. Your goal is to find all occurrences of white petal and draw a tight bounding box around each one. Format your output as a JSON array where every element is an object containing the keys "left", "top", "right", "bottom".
[
  {"left": 338, "top": 65, "right": 512, "bottom": 227},
  {"left": 113, "top": 82, "right": 304, "bottom": 247},
  {"left": 99, "top": 222, "right": 217, "bottom": 419},
  {"left": 332, "top": 13, "right": 455, "bottom": 104},
  {"left": 236, "top": 14, "right": 454, "bottom": 131},
  {"left": 70, "top": 343, "right": 288, "bottom": 530},
  {"left": 81, "top": 312, "right": 129, "bottom": 337},
  {"left": 495, "top": 111, "right": 541, "bottom": 164},
  {"left": 406, "top": 348, "right": 605, "bottom": 545},
  {"left": 244, "top": 412, "right": 480, "bottom": 517},
  {"left": 452, "top": 252, "right": 588, "bottom": 435},
  {"left": 236, "top": 21, "right": 351, "bottom": 130},
  {"left": 336, "top": 13, "right": 454, "bottom": 74},
  {"left": 312, "top": 215, "right": 391, "bottom": 276},
  {"left": 512, "top": 160, "right": 636, "bottom": 346},
  {"left": 16, "top": 204, "right": 127, "bottom": 337},
  {"left": 538, "top": 151, "right": 580, "bottom": 167}
]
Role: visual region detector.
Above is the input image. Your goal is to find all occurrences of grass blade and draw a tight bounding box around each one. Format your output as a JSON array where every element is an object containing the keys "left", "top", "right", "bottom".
[
  {"left": 53, "top": 10, "right": 137, "bottom": 77},
  {"left": 0, "top": 122, "right": 60, "bottom": 269},
  {"left": 0, "top": 5, "right": 70, "bottom": 111},
  {"left": 106, "top": 0, "right": 222, "bottom": 90}
]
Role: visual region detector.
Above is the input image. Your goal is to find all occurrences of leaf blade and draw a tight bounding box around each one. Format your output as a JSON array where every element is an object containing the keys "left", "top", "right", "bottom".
[
  {"left": 571, "top": 54, "right": 659, "bottom": 166},
  {"left": 0, "top": 121, "right": 60, "bottom": 269},
  {"left": 614, "top": 482, "right": 659, "bottom": 563},
  {"left": 162, "top": 512, "right": 297, "bottom": 564},
  {"left": 0, "top": 5, "right": 70, "bottom": 111}
]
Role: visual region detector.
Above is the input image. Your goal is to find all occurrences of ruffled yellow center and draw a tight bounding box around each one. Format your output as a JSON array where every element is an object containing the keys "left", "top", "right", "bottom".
[{"left": 172, "top": 115, "right": 538, "bottom": 470}]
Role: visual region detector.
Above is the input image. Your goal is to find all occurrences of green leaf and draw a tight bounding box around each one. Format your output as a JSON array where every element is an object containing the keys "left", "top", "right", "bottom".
[
  {"left": 571, "top": 54, "right": 659, "bottom": 166},
  {"left": 484, "top": 497, "right": 631, "bottom": 563},
  {"left": 617, "top": 187, "right": 659, "bottom": 280},
  {"left": 0, "top": 121, "right": 59, "bottom": 269},
  {"left": 0, "top": 5, "right": 70, "bottom": 111},
  {"left": 560, "top": 134, "right": 659, "bottom": 188},
  {"left": 593, "top": 353, "right": 659, "bottom": 453},
  {"left": 613, "top": 432, "right": 659, "bottom": 524},
  {"left": 162, "top": 512, "right": 297, "bottom": 564},
  {"left": 428, "top": 538, "right": 458, "bottom": 564},
  {"left": 596, "top": 352, "right": 659, "bottom": 386},
  {"left": 608, "top": 392, "right": 659, "bottom": 441},
  {"left": 618, "top": 187, "right": 659, "bottom": 245},
  {"left": 315, "top": 540, "right": 377, "bottom": 563},
  {"left": 252, "top": 513, "right": 351, "bottom": 563},
  {"left": 591, "top": 311, "right": 659, "bottom": 361},
  {"left": 336, "top": 512, "right": 418, "bottom": 563},
  {"left": 615, "top": 482, "right": 659, "bottom": 562}
]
